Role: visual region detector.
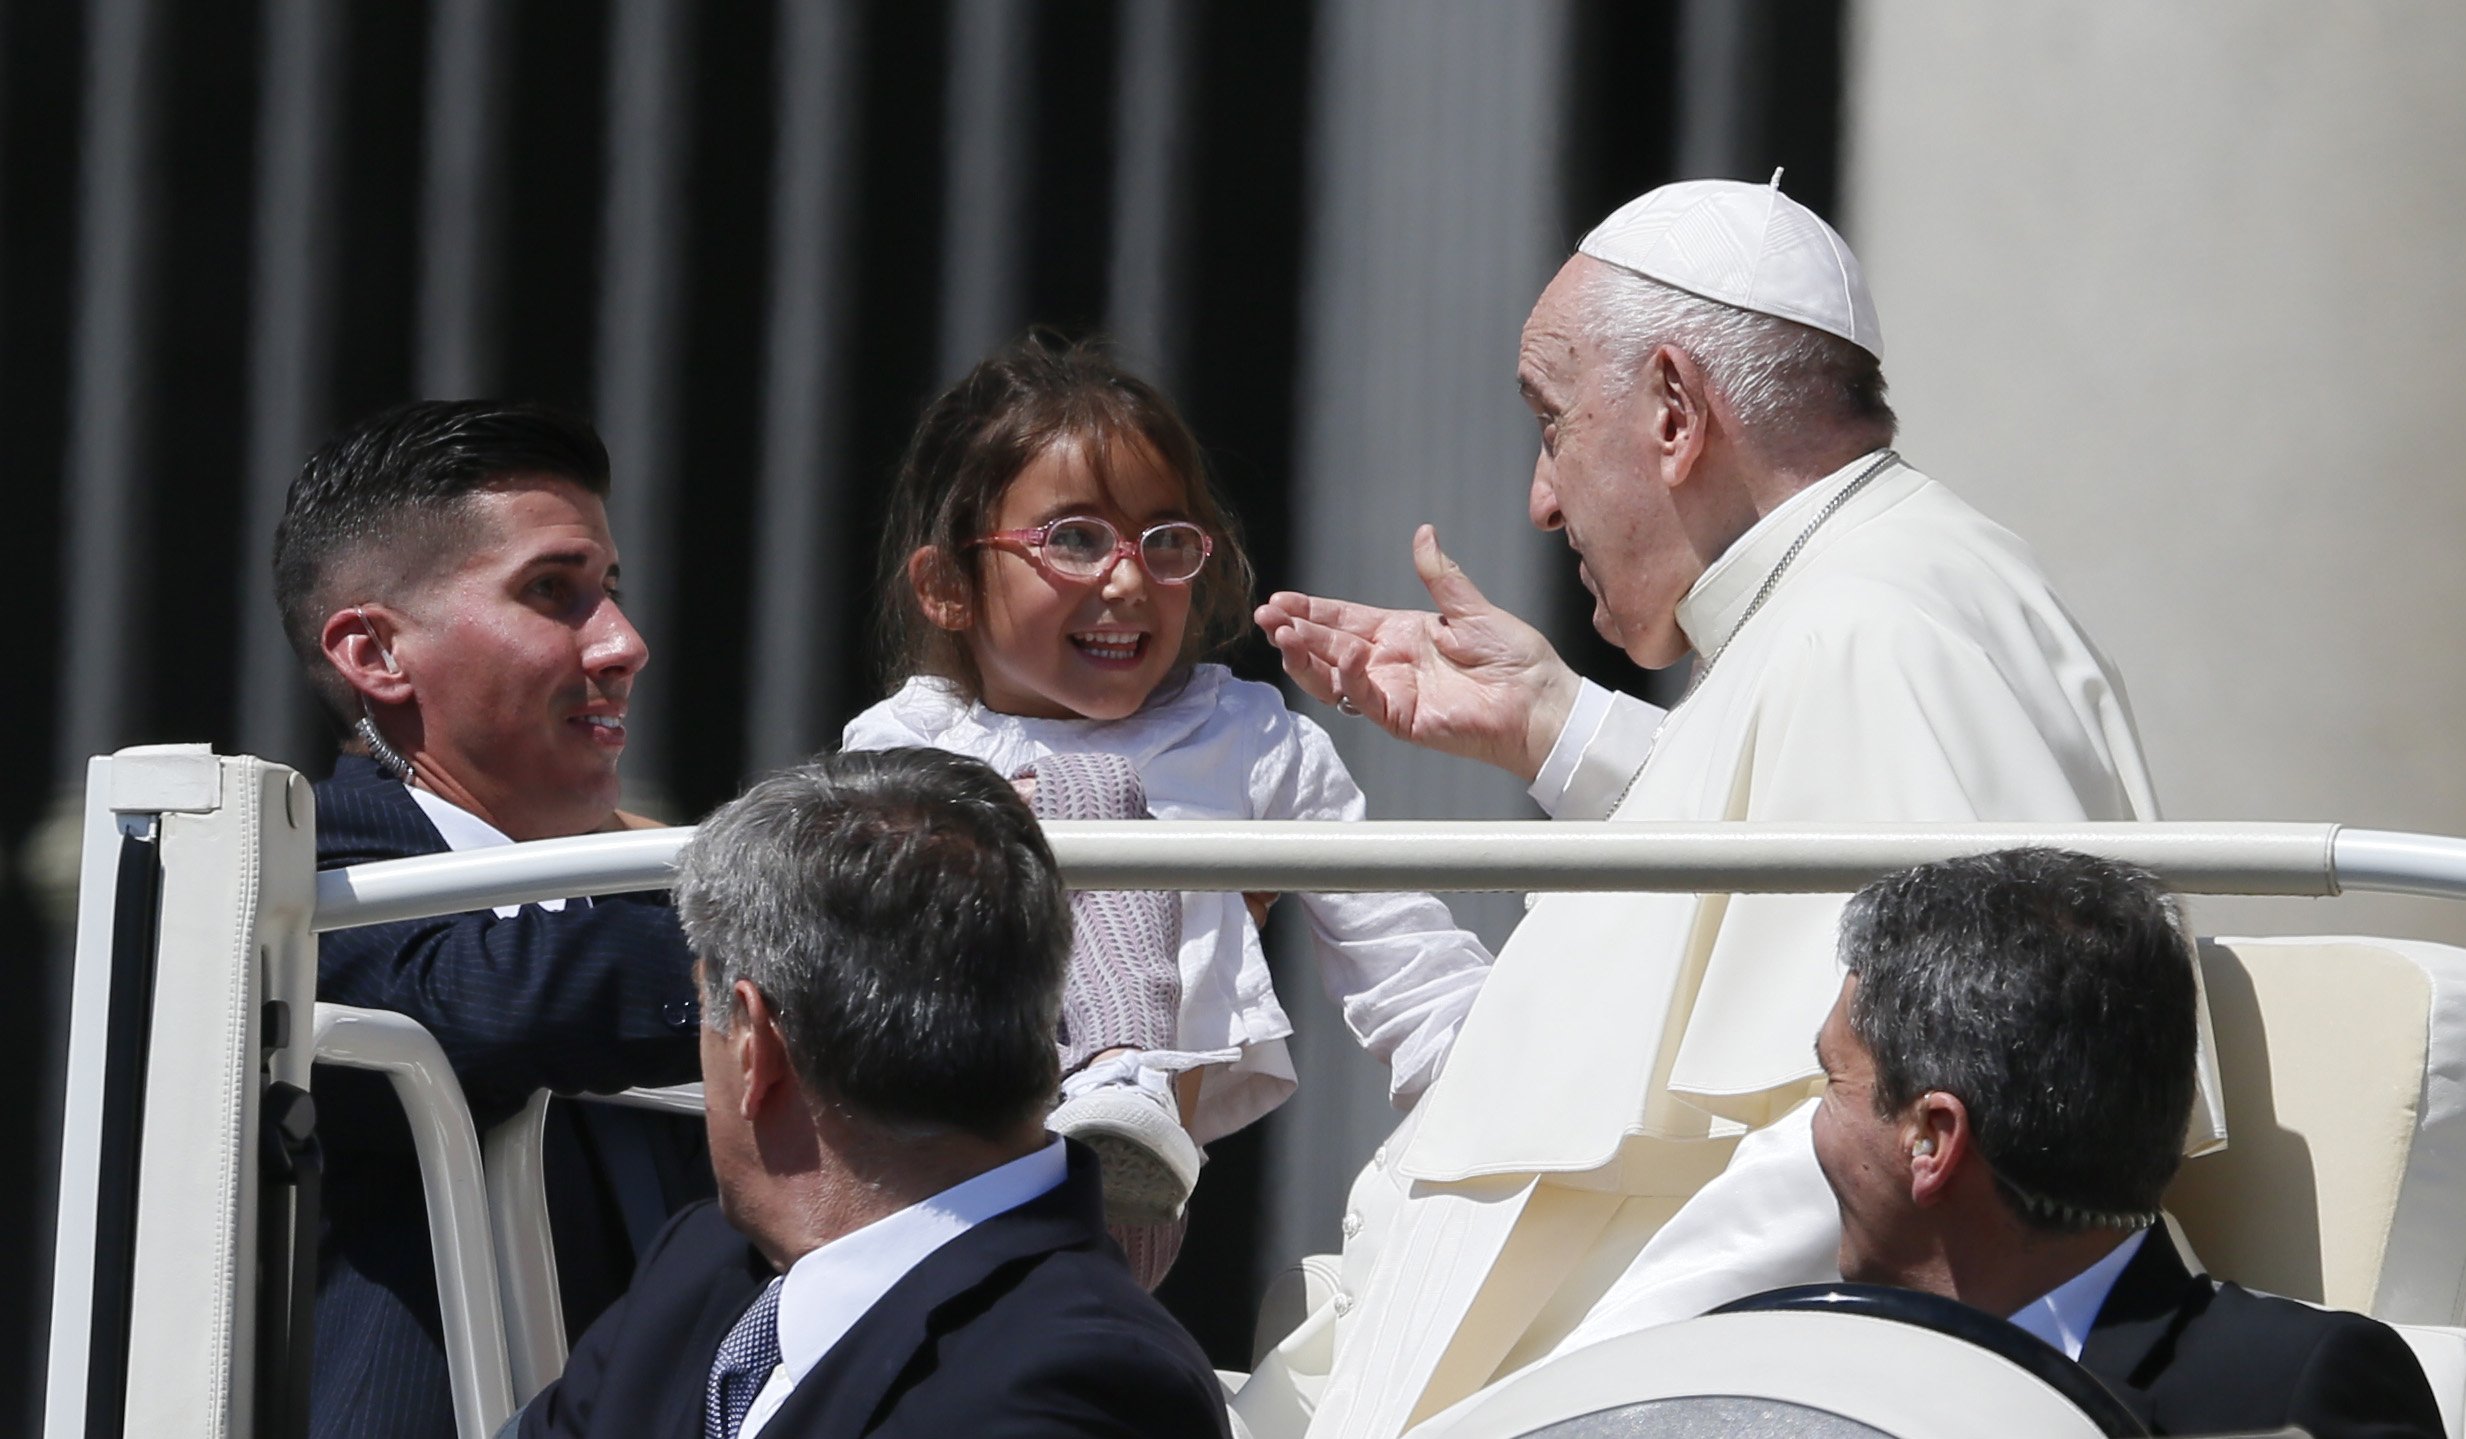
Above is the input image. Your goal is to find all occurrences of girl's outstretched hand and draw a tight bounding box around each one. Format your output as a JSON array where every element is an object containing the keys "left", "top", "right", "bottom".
[{"left": 1254, "top": 525, "right": 1582, "bottom": 783}]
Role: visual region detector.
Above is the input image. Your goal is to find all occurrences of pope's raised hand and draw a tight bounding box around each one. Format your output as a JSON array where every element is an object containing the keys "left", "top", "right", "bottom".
[{"left": 1254, "top": 525, "right": 1582, "bottom": 783}]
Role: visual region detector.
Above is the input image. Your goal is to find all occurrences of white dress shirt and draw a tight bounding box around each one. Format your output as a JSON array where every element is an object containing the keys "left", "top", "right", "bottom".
[
  {"left": 843, "top": 663, "right": 1494, "bottom": 1142},
  {"left": 1526, "top": 677, "right": 1624, "bottom": 818},
  {"left": 2006, "top": 1229, "right": 2146, "bottom": 1361},
  {"left": 737, "top": 1138, "right": 1069, "bottom": 1439},
  {"left": 404, "top": 784, "right": 573, "bottom": 915}
]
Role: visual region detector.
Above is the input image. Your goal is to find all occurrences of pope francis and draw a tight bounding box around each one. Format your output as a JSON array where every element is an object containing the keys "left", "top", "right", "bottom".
[{"left": 1246, "top": 176, "right": 2223, "bottom": 1438}]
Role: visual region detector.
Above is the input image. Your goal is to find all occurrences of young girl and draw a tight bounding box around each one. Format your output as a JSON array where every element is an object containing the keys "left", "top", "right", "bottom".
[{"left": 843, "top": 334, "right": 1493, "bottom": 1243}]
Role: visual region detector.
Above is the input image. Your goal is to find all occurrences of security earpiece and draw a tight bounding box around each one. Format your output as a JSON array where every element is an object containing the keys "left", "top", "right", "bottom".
[
  {"left": 355, "top": 607, "right": 400, "bottom": 675},
  {"left": 1911, "top": 1137, "right": 1936, "bottom": 1157}
]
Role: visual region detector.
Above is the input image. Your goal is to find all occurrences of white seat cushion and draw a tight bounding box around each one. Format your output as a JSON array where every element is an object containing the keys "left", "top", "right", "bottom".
[{"left": 2166, "top": 937, "right": 2466, "bottom": 1325}]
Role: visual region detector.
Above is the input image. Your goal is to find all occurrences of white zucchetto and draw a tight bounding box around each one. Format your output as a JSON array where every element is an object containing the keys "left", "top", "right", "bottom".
[{"left": 1577, "top": 170, "right": 1883, "bottom": 360}]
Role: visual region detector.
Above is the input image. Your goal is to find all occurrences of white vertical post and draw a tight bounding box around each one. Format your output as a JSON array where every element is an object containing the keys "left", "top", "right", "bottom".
[
  {"left": 47, "top": 753, "right": 320, "bottom": 1439},
  {"left": 43, "top": 763, "right": 149, "bottom": 1439},
  {"left": 744, "top": 0, "right": 861, "bottom": 771},
  {"left": 1674, "top": 0, "right": 1765, "bottom": 179},
  {"left": 936, "top": 0, "right": 1030, "bottom": 383},
  {"left": 417, "top": 0, "right": 507, "bottom": 398},
  {"left": 236, "top": 0, "right": 343, "bottom": 771},
  {"left": 595, "top": 0, "right": 694, "bottom": 790},
  {"left": 1275, "top": 0, "right": 1575, "bottom": 1276},
  {"left": 55, "top": 0, "right": 161, "bottom": 779},
  {"left": 1106, "top": 0, "right": 1191, "bottom": 384}
]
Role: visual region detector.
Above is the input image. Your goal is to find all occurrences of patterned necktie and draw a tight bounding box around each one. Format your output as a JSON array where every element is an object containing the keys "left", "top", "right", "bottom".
[{"left": 704, "top": 1278, "right": 783, "bottom": 1439}]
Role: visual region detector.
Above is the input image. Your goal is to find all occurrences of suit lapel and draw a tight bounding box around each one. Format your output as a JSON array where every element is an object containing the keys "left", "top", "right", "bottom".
[
  {"left": 2079, "top": 1227, "right": 2209, "bottom": 1404},
  {"left": 318, "top": 754, "right": 449, "bottom": 862},
  {"left": 763, "top": 1148, "right": 1109, "bottom": 1436}
]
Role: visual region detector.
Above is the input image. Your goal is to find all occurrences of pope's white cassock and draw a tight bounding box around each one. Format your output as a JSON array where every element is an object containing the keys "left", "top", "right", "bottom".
[{"left": 1238, "top": 450, "right": 2227, "bottom": 1438}]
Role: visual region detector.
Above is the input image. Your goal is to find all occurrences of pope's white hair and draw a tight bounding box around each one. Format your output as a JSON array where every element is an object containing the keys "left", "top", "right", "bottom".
[{"left": 1577, "top": 261, "right": 1895, "bottom": 461}]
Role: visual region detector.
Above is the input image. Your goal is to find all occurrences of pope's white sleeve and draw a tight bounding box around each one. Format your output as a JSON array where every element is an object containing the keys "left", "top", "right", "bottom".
[
  {"left": 1525, "top": 679, "right": 1668, "bottom": 820},
  {"left": 1261, "top": 709, "right": 1495, "bottom": 1106}
]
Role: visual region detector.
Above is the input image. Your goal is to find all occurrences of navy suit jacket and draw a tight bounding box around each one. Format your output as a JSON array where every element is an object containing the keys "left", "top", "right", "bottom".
[
  {"left": 521, "top": 1144, "right": 1231, "bottom": 1439},
  {"left": 2080, "top": 1231, "right": 2444, "bottom": 1438},
  {"left": 311, "top": 756, "right": 708, "bottom": 1439}
]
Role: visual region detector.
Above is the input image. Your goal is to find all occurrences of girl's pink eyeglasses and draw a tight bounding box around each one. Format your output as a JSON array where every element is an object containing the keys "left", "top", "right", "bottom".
[{"left": 968, "top": 515, "right": 1213, "bottom": 585}]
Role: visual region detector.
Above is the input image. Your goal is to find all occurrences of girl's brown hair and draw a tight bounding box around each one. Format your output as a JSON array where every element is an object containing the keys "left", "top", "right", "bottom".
[{"left": 876, "top": 331, "right": 1257, "bottom": 702}]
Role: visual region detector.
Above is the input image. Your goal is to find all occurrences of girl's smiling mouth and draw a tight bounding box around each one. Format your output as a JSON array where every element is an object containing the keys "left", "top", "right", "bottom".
[{"left": 1070, "top": 631, "right": 1149, "bottom": 666}]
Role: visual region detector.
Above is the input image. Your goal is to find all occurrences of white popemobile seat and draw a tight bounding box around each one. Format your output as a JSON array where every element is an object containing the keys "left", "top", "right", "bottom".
[{"left": 2166, "top": 936, "right": 2466, "bottom": 1438}]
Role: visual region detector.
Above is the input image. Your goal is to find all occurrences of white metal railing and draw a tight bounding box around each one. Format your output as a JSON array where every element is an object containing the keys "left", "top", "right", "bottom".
[
  {"left": 2331, "top": 829, "right": 2466, "bottom": 899},
  {"left": 310, "top": 1004, "right": 515, "bottom": 1439},
  {"left": 586, "top": 1083, "right": 703, "bottom": 1116},
  {"left": 478, "top": 1092, "right": 563, "bottom": 1406},
  {"left": 308, "top": 1040, "right": 702, "bottom": 1414},
  {"left": 314, "top": 819, "right": 2466, "bottom": 932},
  {"left": 301, "top": 817, "right": 2466, "bottom": 1425},
  {"left": 475, "top": 1084, "right": 700, "bottom": 1402}
]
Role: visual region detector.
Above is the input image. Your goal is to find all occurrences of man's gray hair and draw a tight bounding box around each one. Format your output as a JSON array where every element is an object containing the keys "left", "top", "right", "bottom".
[
  {"left": 675, "top": 747, "right": 1068, "bottom": 1141},
  {"left": 1839, "top": 847, "right": 2200, "bottom": 1234},
  {"left": 1578, "top": 262, "right": 1896, "bottom": 463}
]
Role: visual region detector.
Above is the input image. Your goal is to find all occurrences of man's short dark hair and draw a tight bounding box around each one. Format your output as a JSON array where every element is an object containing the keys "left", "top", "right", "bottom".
[
  {"left": 1839, "top": 847, "right": 2200, "bottom": 1232},
  {"left": 271, "top": 399, "right": 612, "bottom": 725},
  {"left": 675, "top": 748, "right": 1067, "bottom": 1141}
]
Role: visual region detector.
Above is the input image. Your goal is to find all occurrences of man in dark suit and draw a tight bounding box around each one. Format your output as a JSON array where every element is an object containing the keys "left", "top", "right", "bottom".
[
  {"left": 1811, "top": 848, "right": 2443, "bottom": 1438},
  {"left": 273, "top": 401, "right": 708, "bottom": 1438},
  {"left": 521, "top": 748, "right": 1230, "bottom": 1438}
]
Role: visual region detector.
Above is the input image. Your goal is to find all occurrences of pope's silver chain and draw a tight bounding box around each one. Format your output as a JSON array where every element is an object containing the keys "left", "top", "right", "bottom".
[{"left": 1605, "top": 450, "right": 1902, "bottom": 816}]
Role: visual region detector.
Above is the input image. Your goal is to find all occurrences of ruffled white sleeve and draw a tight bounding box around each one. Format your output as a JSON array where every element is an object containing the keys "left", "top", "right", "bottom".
[{"left": 1257, "top": 705, "right": 1496, "bottom": 1107}]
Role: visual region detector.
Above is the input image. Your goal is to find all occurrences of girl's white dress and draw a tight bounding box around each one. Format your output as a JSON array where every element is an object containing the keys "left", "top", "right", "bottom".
[{"left": 842, "top": 664, "right": 1494, "bottom": 1142}]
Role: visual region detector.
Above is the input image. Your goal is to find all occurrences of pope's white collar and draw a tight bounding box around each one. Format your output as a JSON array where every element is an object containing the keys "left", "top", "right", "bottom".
[{"left": 1674, "top": 448, "right": 1899, "bottom": 660}]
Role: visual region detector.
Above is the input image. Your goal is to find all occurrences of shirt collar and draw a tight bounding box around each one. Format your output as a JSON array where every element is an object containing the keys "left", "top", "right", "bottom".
[
  {"left": 405, "top": 784, "right": 516, "bottom": 851},
  {"left": 403, "top": 784, "right": 571, "bottom": 915},
  {"left": 773, "top": 1137, "right": 1069, "bottom": 1385},
  {"left": 2006, "top": 1228, "right": 2146, "bottom": 1361},
  {"left": 1674, "top": 448, "right": 1896, "bottom": 660}
]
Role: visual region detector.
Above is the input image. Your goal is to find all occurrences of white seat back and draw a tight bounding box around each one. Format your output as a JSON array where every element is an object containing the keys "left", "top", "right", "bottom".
[{"left": 2167, "top": 936, "right": 2466, "bottom": 1325}]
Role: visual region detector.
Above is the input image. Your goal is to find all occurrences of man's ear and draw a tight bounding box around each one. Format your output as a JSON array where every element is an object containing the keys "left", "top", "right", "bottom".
[
  {"left": 1905, "top": 1091, "right": 1971, "bottom": 1208},
  {"left": 319, "top": 605, "right": 415, "bottom": 706},
  {"left": 1640, "top": 343, "right": 1713, "bottom": 490},
  {"left": 906, "top": 546, "right": 973, "bottom": 633},
  {"left": 732, "top": 980, "right": 796, "bottom": 1121}
]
